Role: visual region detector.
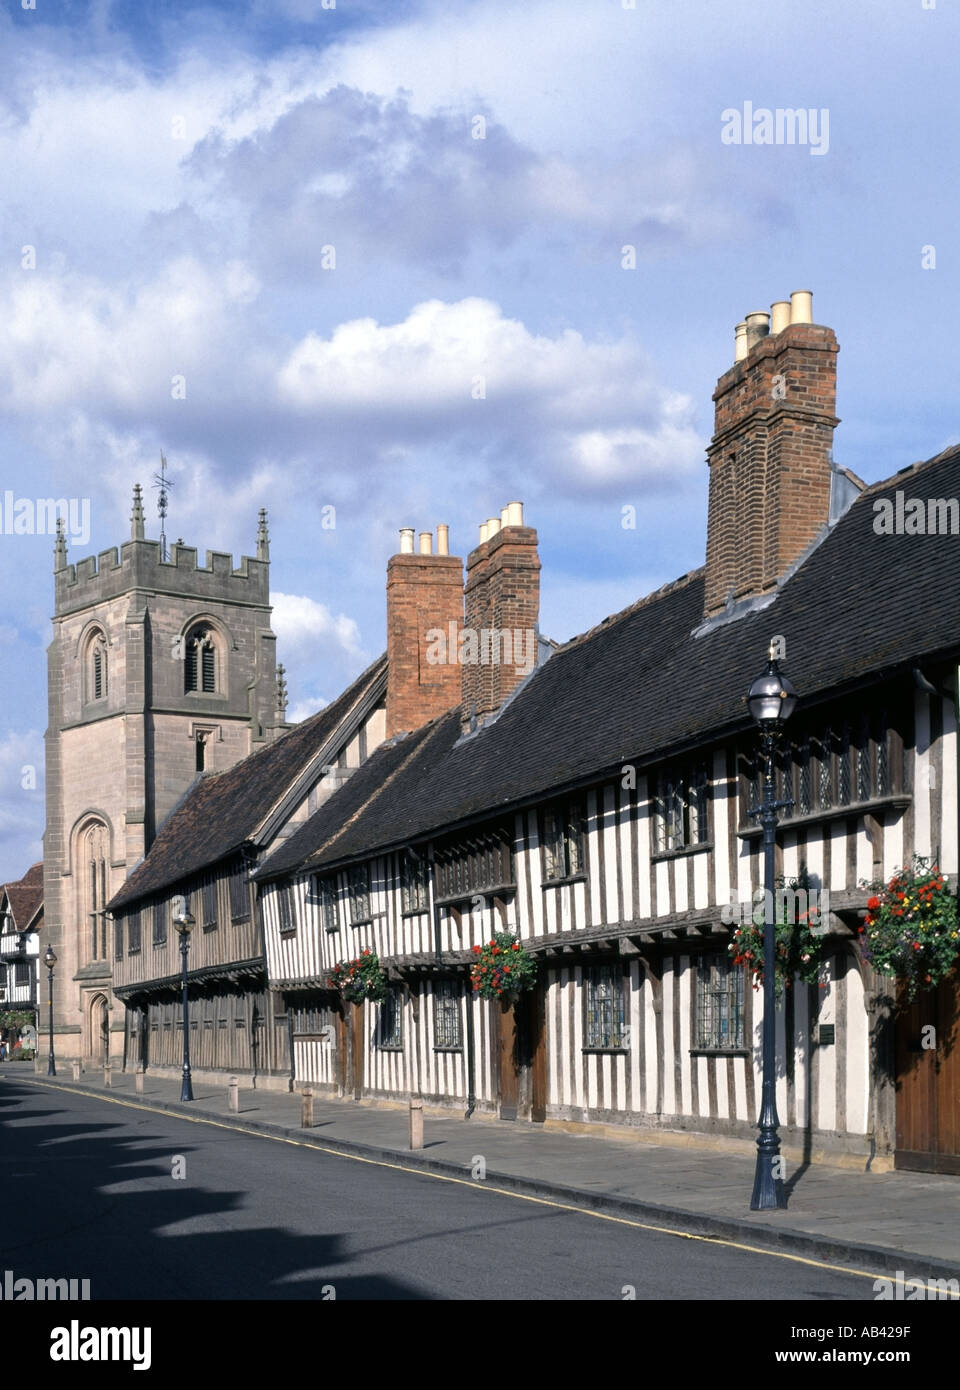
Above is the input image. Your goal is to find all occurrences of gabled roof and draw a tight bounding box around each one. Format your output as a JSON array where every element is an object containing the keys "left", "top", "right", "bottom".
[
  {"left": 256, "top": 444, "right": 960, "bottom": 879},
  {"left": 108, "top": 654, "right": 387, "bottom": 910},
  {"left": 1, "top": 862, "right": 43, "bottom": 931}
]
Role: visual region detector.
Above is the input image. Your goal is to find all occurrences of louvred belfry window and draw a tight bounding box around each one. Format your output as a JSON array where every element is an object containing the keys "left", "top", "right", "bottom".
[{"left": 185, "top": 628, "right": 218, "bottom": 694}]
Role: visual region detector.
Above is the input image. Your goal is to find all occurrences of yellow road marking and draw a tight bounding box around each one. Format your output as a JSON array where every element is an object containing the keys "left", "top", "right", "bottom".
[{"left": 16, "top": 1077, "right": 956, "bottom": 1293}]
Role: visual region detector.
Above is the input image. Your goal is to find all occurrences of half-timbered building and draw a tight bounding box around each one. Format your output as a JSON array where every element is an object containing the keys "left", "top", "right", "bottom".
[
  {"left": 0, "top": 862, "right": 43, "bottom": 1029},
  {"left": 107, "top": 656, "right": 388, "bottom": 1087},
  {"left": 255, "top": 294, "right": 960, "bottom": 1173}
]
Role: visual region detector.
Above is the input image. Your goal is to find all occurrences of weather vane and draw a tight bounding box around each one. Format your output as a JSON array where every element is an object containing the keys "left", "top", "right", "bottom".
[{"left": 153, "top": 451, "right": 174, "bottom": 561}]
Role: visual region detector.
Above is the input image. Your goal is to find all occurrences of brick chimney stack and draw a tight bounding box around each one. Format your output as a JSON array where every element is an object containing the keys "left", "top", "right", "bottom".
[
  {"left": 704, "top": 290, "right": 839, "bottom": 618},
  {"left": 461, "top": 502, "right": 540, "bottom": 733},
  {"left": 385, "top": 525, "right": 464, "bottom": 738}
]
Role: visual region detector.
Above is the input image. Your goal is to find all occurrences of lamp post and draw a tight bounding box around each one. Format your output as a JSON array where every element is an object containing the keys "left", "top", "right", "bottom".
[
  {"left": 172, "top": 899, "right": 196, "bottom": 1102},
  {"left": 43, "top": 945, "right": 57, "bottom": 1077},
  {"left": 746, "top": 644, "right": 798, "bottom": 1210}
]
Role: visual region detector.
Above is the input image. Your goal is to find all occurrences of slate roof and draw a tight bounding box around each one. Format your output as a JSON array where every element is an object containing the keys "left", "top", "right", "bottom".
[
  {"left": 2, "top": 862, "right": 43, "bottom": 930},
  {"left": 256, "top": 444, "right": 960, "bottom": 880},
  {"left": 108, "top": 654, "right": 387, "bottom": 910}
]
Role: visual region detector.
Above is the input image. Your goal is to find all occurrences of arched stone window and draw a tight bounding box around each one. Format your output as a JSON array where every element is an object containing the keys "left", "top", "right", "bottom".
[
  {"left": 184, "top": 625, "right": 222, "bottom": 695},
  {"left": 80, "top": 821, "right": 109, "bottom": 962},
  {"left": 84, "top": 629, "right": 108, "bottom": 702}
]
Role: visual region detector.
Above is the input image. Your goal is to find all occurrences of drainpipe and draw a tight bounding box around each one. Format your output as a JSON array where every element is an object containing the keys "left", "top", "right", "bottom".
[{"left": 464, "top": 980, "right": 476, "bottom": 1119}]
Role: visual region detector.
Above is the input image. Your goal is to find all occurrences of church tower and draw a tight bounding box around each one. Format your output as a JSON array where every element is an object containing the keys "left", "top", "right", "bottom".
[{"left": 42, "top": 487, "right": 285, "bottom": 1064}]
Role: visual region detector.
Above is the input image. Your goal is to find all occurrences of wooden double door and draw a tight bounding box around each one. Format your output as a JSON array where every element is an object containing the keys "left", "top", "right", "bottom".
[
  {"left": 895, "top": 969, "right": 960, "bottom": 1173},
  {"left": 496, "top": 985, "right": 547, "bottom": 1123}
]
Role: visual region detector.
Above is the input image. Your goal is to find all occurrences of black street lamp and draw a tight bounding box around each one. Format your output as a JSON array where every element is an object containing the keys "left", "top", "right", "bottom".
[
  {"left": 746, "top": 644, "right": 798, "bottom": 1211},
  {"left": 43, "top": 945, "right": 57, "bottom": 1077},
  {"left": 173, "top": 900, "right": 196, "bottom": 1102}
]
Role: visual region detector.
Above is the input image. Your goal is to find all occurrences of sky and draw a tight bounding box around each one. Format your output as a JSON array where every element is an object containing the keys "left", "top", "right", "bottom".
[{"left": 0, "top": 0, "right": 956, "bottom": 876}]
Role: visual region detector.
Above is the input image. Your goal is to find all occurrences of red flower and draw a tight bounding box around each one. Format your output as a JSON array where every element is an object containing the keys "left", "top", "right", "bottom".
[
  {"left": 472, "top": 944, "right": 482, "bottom": 954},
  {"left": 867, "top": 896, "right": 880, "bottom": 911}
]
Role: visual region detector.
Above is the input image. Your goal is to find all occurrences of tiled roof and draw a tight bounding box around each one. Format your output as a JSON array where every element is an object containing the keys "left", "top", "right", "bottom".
[
  {"left": 2, "top": 861, "right": 43, "bottom": 930},
  {"left": 108, "top": 654, "right": 387, "bottom": 910},
  {"left": 257, "top": 444, "right": 960, "bottom": 878}
]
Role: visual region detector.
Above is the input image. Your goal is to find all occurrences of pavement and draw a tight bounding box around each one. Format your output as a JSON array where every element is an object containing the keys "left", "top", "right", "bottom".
[{"left": 4, "top": 1062, "right": 960, "bottom": 1280}]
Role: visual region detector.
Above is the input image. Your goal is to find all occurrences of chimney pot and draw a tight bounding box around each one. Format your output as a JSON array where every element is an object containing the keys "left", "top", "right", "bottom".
[
  {"left": 418, "top": 531, "right": 432, "bottom": 556},
  {"left": 479, "top": 522, "right": 489, "bottom": 544},
  {"left": 436, "top": 524, "right": 449, "bottom": 556},
  {"left": 770, "top": 300, "right": 791, "bottom": 334},
  {"left": 500, "top": 506, "right": 509, "bottom": 528},
  {"left": 790, "top": 289, "right": 813, "bottom": 325},
  {"left": 399, "top": 527, "right": 415, "bottom": 555},
  {"left": 734, "top": 322, "right": 748, "bottom": 363},
  {"left": 505, "top": 500, "right": 524, "bottom": 528},
  {"left": 486, "top": 516, "right": 501, "bottom": 538},
  {"left": 744, "top": 311, "right": 771, "bottom": 351}
]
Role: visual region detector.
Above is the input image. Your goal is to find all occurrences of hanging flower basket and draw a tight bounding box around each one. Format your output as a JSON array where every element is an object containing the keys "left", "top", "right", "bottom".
[
  {"left": 470, "top": 932, "right": 537, "bottom": 1001},
  {"left": 727, "top": 869, "right": 828, "bottom": 999},
  {"left": 858, "top": 856, "right": 959, "bottom": 1000},
  {"left": 328, "top": 948, "right": 388, "bottom": 1005}
]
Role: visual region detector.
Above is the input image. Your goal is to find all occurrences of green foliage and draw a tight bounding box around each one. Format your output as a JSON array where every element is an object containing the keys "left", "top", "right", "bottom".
[
  {"left": 328, "top": 949, "right": 388, "bottom": 1004},
  {"left": 470, "top": 932, "right": 538, "bottom": 1000},
  {"left": 727, "top": 870, "right": 827, "bottom": 1000},
  {"left": 859, "top": 856, "right": 960, "bottom": 1000}
]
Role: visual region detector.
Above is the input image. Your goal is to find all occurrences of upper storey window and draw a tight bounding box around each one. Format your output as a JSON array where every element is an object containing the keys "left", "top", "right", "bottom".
[
  {"left": 84, "top": 629, "right": 108, "bottom": 703},
  {"left": 185, "top": 626, "right": 220, "bottom": 694}
]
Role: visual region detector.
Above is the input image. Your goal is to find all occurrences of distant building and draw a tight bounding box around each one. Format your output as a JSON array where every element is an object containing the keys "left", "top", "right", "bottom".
[{"left": 0, "top": 861, "right": 43, "bottom": 1033}]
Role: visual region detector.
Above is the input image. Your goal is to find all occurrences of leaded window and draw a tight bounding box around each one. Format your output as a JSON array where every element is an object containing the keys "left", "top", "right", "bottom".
[
  {"left": 583, "top": 966, "right": 626, "bottom": 1049},
  {"left": 541, "top": 803, "right": 586, "bottom": 881},
  {"left": 433, "top": 979, "right": 462, "bottom": 1049},
  {"left": 114, "top": 916, "right": 123, "bottom": 960},
  {"left": 277, "top": 885, "right": 296, "bottom": 935},
  {"left": 743, "top": 708, "right": 896, "bottom": 823},
  {"left": 434, "top": 826, "right": 514, "bottom": 902},
  {"left": 229, "top": 864, "right": 250, "bottom": 922},
  {"left": 401, "top": 850, "right": 429, "bottom": 912},
  {"left": 128, "top": 907, "right": 141, "bottom": 954},
  {"left": 696, "top": 953, "right": 745, "bottom": 1050},
  {"left": 654, "top": 765, "right": 709, "bottom": 853},
  {"left": 316, "top": 876, "right": 339, "bottom": 933},
  {"left": 14, "top": 960, "right": 29, "bottom": 987},
  {"left": 378, "top": 985, "right": 403, "bottom": 1049},
  {"left": 153, "top": 900, "right": 166, "bottom": 946},
  {"left": 348, "top": 865, "right": 371, "bottom": 924},
  {"left": 201, "top": 877, "right": 217, "bottom": 931}
]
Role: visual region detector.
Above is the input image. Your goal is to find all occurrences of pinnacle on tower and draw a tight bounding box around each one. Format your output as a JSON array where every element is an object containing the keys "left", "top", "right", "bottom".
[
  {"left": 257, "top": 508, "right": 270, "bottom": 562},
  {"left": 53, "top": 516, "right": 67, "bottom": 573},
  {"left": 276, "top": 663, "right": 288, "bottom": 720},
  {"left": 131, "top": 483, "right": 145, "bottom": 540}
]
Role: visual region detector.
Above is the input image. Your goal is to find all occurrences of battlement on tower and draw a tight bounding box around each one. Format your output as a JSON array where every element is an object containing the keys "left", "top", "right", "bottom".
[{"left": 54, "top": 537, "right": 271, "bottom": 617}]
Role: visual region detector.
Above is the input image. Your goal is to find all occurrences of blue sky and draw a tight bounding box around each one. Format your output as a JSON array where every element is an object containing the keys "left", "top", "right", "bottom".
[{"left": 0, "top": 0, "right": 956, "bottom": 876}]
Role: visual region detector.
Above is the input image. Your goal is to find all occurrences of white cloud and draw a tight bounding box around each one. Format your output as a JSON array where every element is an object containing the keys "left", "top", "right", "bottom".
[
  {"left": 271, "top": 591, "right": 366, "bottom": 664},
  {"left": 277, "top": 297, "right": 703, "bottom": 488}
]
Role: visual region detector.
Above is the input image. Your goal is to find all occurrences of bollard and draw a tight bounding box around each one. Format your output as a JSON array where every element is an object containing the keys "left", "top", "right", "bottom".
[
  {"left": 72, "top": 1059, "right": 81, "bottom": 1081},
  {"left": 103, "top": 1062, "right": 112, "bottom": 1088},
  {"left": 135, "top": 1068, "right": 145, "bottom": 1095},
  {"left": 301, "top": 1088, "right": 314, "bottom": 1129},
  {"left": 228, "top": 1076, "right": 239, "bottom": 1113},
  {"left": 409, "top": 1096, "right": 424, "bottom": 1150}
]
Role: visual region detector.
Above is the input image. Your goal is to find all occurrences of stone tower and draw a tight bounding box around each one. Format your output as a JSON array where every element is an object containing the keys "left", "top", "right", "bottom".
[{"left": 42, "top": 488, "right": 284, "bottom": 1064}]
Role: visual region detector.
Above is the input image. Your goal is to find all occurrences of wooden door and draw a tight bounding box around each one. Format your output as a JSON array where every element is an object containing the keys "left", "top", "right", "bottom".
[
  {"left": 497, "top": 997, "right": 518, "bottom": 1120},
  {"left": 526, "top": 984, "right": 547, "bottom": 1123},
  {"left": 349, "top": 1000, "right": 363, "bottom": 1100},
  {"left": 895, "top": 968, "right": 960, "bottom": 1173}
]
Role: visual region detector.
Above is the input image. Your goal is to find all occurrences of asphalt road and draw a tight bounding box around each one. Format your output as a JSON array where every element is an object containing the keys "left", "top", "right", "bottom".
[{"left": 0, "top": 1078, "right": 876, "bottom": 1301}]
